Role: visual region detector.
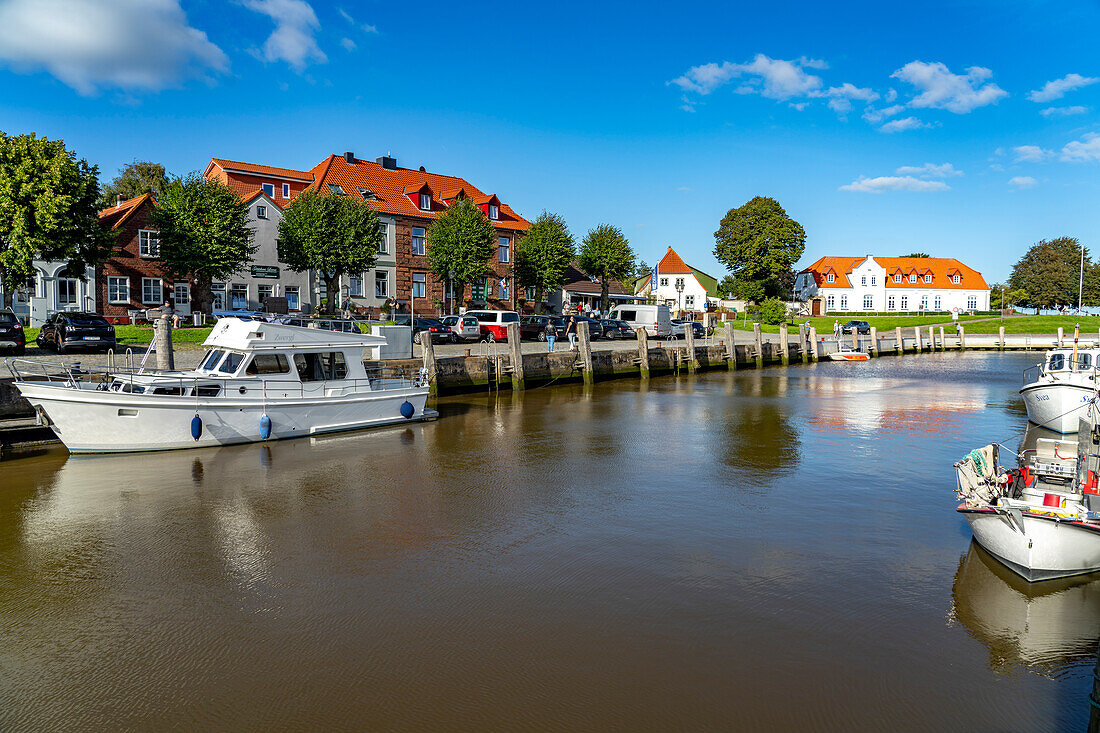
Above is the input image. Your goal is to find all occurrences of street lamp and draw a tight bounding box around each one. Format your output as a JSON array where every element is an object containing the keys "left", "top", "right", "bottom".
[
  {"left": 448, "top": 268, "right": 455, "bottom": 315},
  {"left": 675, "top": 279, "right": 684, "bottom": 318}
]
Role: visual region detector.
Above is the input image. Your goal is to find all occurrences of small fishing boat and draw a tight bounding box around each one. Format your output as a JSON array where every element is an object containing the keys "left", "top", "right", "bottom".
[
  {"left": 955, "top": 431, "right": 1100, "bottom": 581},
  {"left": 1020, "top": 326, "right": 1098, "bottom": 434},
  {"left": 9, "top": 318, "right": 434, "bottom": 453},
  {"left": 827, "top": 346, "right": 870, "bottom": 361}
]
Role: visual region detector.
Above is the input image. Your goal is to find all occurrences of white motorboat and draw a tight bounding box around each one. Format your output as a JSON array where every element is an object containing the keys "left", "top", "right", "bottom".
[
  {"left": 1019, "top": 342, "right": 1099, "bottom": 434},
  {"left": 827, "top": 345, "right": 870, "bottom": 361},
  {"left": 955, "top": 432, "right": 1100, "bottom": 581},
  {"left": 10, "top": 318, "right": 434, "bottom": 453}
]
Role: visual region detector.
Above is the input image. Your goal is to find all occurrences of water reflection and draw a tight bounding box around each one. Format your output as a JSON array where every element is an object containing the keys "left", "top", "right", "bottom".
[{"left": 951, "top": 542, "right": 1100, "bottom": 677}]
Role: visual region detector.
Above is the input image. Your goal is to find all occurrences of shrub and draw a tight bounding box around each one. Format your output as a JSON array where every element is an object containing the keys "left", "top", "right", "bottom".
[{"left": 760, "top": 297, "right": 788, "bottom": 325}]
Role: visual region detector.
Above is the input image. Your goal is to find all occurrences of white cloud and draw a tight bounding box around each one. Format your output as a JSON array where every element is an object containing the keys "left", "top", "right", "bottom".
[
  {"left": 862, "top": 103, "right": 905, "bottom": 124},
  {"left": 1040, "top": 105, "right": 1088, "bottom": 118},
  {"left": 1013, "top": 145, "right": 1050, "bottom": 162},
  {"left": 0, "top": 0, "right": 226, "bottom": 94},
  {"left": 895, "top": 162, "right": 962, "bottom": 178},
  {"left": 839, "top": 176, "right": 950, "bottom": 193},
  {"left": 1009, "top": 176, "right": 1037, "bottom": 188},
  {"left": 242, "top": 0, "right": 326, "bottom": 71},
  {"left": 1028, "top": 73, "right": 1099, "bottom": 102},
  {"left": 878, "top": 116, "right": 932, "bottom": 133},
  {"left": 891, "top": 61, "right": 1008, "bottom": 113},
  {"left": 670, "top": 61, "right": 741, "bottom": 95},
  {"left": 1061, "top": 133, "right": 1100, "bottom": 162},
  {"left": 825, "top": 82, "right": 878, "bottom": 113},
  {"left": 338, "top": 7, "right": 377, "bottom": 34},
  {"left": 340, "top": 37, "right": 355, "bottom": 51},
  {"left": 670, "top": 54, "right": 827, "bottom": 100}
]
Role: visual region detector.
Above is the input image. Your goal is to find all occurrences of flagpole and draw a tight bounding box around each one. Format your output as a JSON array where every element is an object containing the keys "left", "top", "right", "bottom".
[{"left": 1079, "top": 241, "right": 1085, "bottom": 314}]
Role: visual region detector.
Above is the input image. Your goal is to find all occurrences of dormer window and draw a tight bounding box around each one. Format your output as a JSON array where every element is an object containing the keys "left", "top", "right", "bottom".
[
  {"left": 826, "top": 273, "right": 835, "bottom": 283},
  {"left": 923, "top": 274, "right": 931, "bottom": 284},
  {"left": 908, "top": 274, "right": 917, "bottom": 284},
  {"left": 894, "top": 274, "right": 901, "bottom": 283},
  {"left": 357, "top": 187, "right": 378, "bottom": 201},
  {"left": 419, "top": 193, "right": 431, "bottom": 211},
  {"left": 327, "top": 184, "right": 346, "bottom": 195},
  {"left": 952, "top": 274, "right": 960, "bottom": 284},
  {"left": 262, "top": 183, "right": 274, "bottom": 197},
  {"left": 489, "top": 204, "right": 499, "bottom": 220}
]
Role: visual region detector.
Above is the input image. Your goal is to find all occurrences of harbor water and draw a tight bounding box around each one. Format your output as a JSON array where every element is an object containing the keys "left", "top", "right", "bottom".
[{"left": 1, "top": 352, "right": 1096, "bottom": 731}]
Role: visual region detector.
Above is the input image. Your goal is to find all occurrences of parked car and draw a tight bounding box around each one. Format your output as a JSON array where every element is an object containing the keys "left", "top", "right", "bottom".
[
  {"left": 37, "top": 311, "right": 116, "bottom": 353},
  {"left": 440, "top": 315, "right": 481, "bottom": 342},
  {"left": 409, "top": 318, "right": 452, "bottom": 344},
  {"left": 0, "top": 309, "right": 25, "bottom": 355},
  {"left": 521, "top": 315, "right": 564, "bottom": 341},
  {"left": 607, "top": 303, "right": 672, "bottom": 338},
  {"left": 464, "top": 310, "right": 521, "bottom": 341},
  {"left": 669, "top": 319, "right": 706, "bottom": 339},
  {"left": 564, "top": 315, "right": 604, "bottom": 339},
  {"left": 600, "top": 319, "right": 635, "bottom": 339},
  {"left": 840, "top": 320, "right": 871, "bottom": 335}
]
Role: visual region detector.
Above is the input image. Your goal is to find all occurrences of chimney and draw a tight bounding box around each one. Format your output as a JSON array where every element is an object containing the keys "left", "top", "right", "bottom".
[
  {"left": 116, "top": 194, "right": 123, "bottom": 208},
  {"left": 376, "top": 155, "right": 397, "bottom": 170},
  {"left": 344, "top": 151, "right": 355, "bottom": 165}
]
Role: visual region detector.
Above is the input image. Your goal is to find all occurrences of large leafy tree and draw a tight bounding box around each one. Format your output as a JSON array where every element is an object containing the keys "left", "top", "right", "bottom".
[
  {"left": 0, "top": 132, "right": 112, "bottom": 308},
  {"left": 152, "top": 174, "right": 256, "bottom": 314},
  {"left": 425, "top": 196, "right": 496, "bottom": 305},
  {"left": 578, "top": 223, "right": 634, "bottom": 312},
  {"left": 279, "top": 189, "right": 380, "bottom": 315},
  {"left": 713, "top": 196, "right": 805, "bottom": 299},
  {"left": 99, "top": 160, "right": 169, "bottom": 209},
  {"left": 515, "top": 211, "right": 574, "bottom": 313},
  {"left": 1008, "top": 236, "right": 1098, "bottom": 313},
  {"left": 903, "top": 252, "right": 930, "bottom": 258}
]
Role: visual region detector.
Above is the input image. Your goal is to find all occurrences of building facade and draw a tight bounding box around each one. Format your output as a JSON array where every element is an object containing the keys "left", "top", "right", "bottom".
[
  {"left": 794, "top": 256, "right": 990, "bottom": 315},
  {"left": 633, "top": 247, "right": 720, "bottom": 317},
  {"left": 547, "top": 262, "right": 635, "bottom": 315},
  {"left": 96, "top": 194, "right": 177, "bottom": 321}
]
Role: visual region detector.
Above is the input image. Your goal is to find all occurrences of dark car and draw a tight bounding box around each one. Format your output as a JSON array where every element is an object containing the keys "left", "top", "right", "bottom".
[
  {"left": 0, "top": 309, "right": 25, "bottom": 355},
  {"left": 670, "top": 319, "right": 706, "bottom": 339},
  {"left": 521, "top": 315, "right": 565, "bottom": 341},
  {"left": 840, "top": 320, "right": 871, "bottom": 334},
  {"left": 37, "top": 311, "right": 116, "bottom": 353},
  {"left": 565, "top": 315, "right": 604, "bottom": 339},
  {"left": 410, "top": 318, "right": 453, "bottom": 344},
  {"left": 600, "top": 319, "right": 635, "bottom": 339}
]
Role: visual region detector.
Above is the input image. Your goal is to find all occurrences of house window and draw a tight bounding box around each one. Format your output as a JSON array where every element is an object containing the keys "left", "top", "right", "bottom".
[
  {"left": 230, "top": 283, "right": 248, "bottom": 309},
  {"left": 57, "top": 278, "right": 77, "bottom": 306},
  {"left": 894, "top": 274, "right": 901, "bottom": 283},
  {"left": 282, "top": 183, "right": 290, "bottom": 198},
  {"left": 827, "top": 273, "right": 835, "bottom": 283},
  {"left": 327, "top": 184, "right": 346, "bottom": 195},
  {"left": 887, "top": 296, "right": 896, "bottom": 310},
  {"left": 498, "top": 236, "right": 509, "bottom": 263},
  {"left": 659, "top": 277, "right": 669, "bottom": 287},
  {"left": 262, "top": 183, "right": 274, "bottom": 197},
  {"left": 374, "top": 270, "right": 388, "bottom": 298},
  {"left": 377, "top": 222, "right": 388, "bottom": 254},
  {"left": 258, "top": 284, "right": 274, "bottom": 304},
  {"left": 489, "top": 204, "right": 499, "bottom": 220},
  {"left": 498, "top": 278, "right": 508, "bottom": 300},
  {"left": 840, "top": 295, "right": 848, "bottom": 310},
  {"left": 900, "top": 296, "right": 909, "bottom": 309},
  {"left": 412, "top": 272, "right": 426, "bottom": 299},
  {"left": 827, "top": 295, "right": 835, "bottom": 309},
  {"left": 411, "top": 227, "right": 425, "bottom": 256},
  {"left": 871, "top": 276, "right": 876, "bottom": 286},
  {"left": 923, "top": 274, "right": 931, "bottom": 284},
  {"left": 863, "top": 294, "right": 873, "bottom": 309},
  {"left": 285, "top": 286, "right": 300, "bottom": 310},
  {"left": 108, "top": 276, "right": 129, "bottom": 303},
  {"left": 256, "top": 205, "right": 267, "bottom": 219},
  {"left": 138, "top": 229, "right": 160, "bottom": 257},
  {"left": 211, "top": 282, "right": 226, "bottom": 310},
  {"left": 685, "top": 294, "right": 695, "bottom": 309},
  {"left": 952, "top": 275, "right": 961, "bottom": 284},
  {"left": 357, "top": 187, "right": 378, "bottom": 200},
  {"left": 934, "top": 295, "right": 942, "bottom": 310},
  {"left": 349, "top": 274, "right": 363, "bottom": 297},
  {"left": 142, "top": 277, "right": 163, "bottom": 305},
  {"left": 419, "top": 192, "right": 431, "bottom": 211},
  {"left": 920, "top": 296, "right": 928, "bottom": 310},
  {"left": 675, "top": 277, "right": 685, "bottom": 289},
  {"left": 968, "top": 295, "right": 978, "bottom": 310},
  {"left": 525, "top": 286, "right": 537, "bottom": 301},
  {"left": 909, "top": 274, "right": 917, "bottom": 284},
  {"left": 861, "top": 276, "right": 866, "bottom": 286}
]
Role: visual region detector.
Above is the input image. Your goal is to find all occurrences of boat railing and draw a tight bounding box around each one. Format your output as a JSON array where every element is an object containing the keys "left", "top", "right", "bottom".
[{"left": 1022, "top": 362, "right": 1100, "bottom": 385}]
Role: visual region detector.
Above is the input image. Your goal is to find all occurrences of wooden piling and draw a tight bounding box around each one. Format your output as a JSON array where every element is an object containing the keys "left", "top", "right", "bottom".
[
  {"left": 808, "top": 327, "right": 818, "bottom": 361},
  {"left": 724, "top": 322, "right": 737, "bottom": 370},
  {"left": 753, "top": 323, "right": 764, "bottom": 368},
  {"left": 636, "top": 327, "right": 650, "bottom": 379},
  {"left": 779, "top": 323, "right": 790, "bottom": 365},
  {"left": 153, "top": 317, "right": 174, "bottom": 371},
  {"left": 797, "top": 324, "right": 808, "bottom": 363},
  {"left": 959, "top": 326, "right": 966, "bottom": 350},
  {"left": 422, "top": 330, "right": 438, "bottom": 395},
  {"left": 684, "top": 319, "right": 698, "bottom": 372},
  {"left": 578, "top": 322, "right": 594, "bottom": 384},
  {"left": 1058, "top": 327, "right": 1064, "bottom": 347},
  {"left": 895, "top": 326, "right": 903, "bottom": 354},
  {"left": 928, "top": 326, "right": 935, "bottom": 351},
  {"left": 850, "top": 326, "right": 858, "bottom": 351},
  {"left": 914, "top": 326, "right": 922, "bottom": 353},
  {"left": 869, "top": 326, "right": 878, "bottom": 356},
  {"left": 506, "top": 321, "right": 524, "bottom": 390},
  {"left": 939, "top": 326, "right": 946, "bottom": 352},
  {"left": 999, "top": 326, "right": 1005, "bottom": 351}
]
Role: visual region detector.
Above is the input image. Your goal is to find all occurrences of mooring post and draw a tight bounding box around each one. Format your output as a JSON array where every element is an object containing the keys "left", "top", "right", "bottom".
[
  {"left": 1058, "top": 326, "right": 1064, "bottom": 347},
  {"left": 779, "top": 323, "right": 790, "bottom": 365},
  {"left": 808, "top": 326, "right": 819, "bottom": 361},
  {"left": 752, "top": 323, "right": 764, "bottom": 368},
  {"left": 578, "top": 321, "right": 594, "bottom": 384},
  {"left": 506, "top": 321, "right": 524, "bottom": 391},
  {"left": 959, "top": 325, "right": 966, "bottom": 350},
  {"left": 869, "top": 326, "right": 878, "bottom": 357},
  {"left": 895, "top": 326, "right": 903, "bottom": 354},
  {"left": 797, "top": 324, "right": 808, "bottom": 363},
  {"left": 940, "top": 326, "right": 946, "bottom": 351},
  {"left": 153, "top": 316, "right": 174, "bottom": 371},
  {"left": 999, "top": 326, "right": 1005, "bottom": 351},
  {"left": 422, "top": 330, "right": 438, "bottom": 395},
  {"left": 723, "top": 322, "right": 737, "bottom": 370},
  {"left": 913, "top": 325, "right": 922, "bottom": 353},
  {"left": 684, "top": 319, "right": 698, "bottom": 372},
  {"left": 635, "top": 327, "right": 650, "bottom": 379},
  {"left": 928, "top": 326, "right": 935, "bottom": 352}
]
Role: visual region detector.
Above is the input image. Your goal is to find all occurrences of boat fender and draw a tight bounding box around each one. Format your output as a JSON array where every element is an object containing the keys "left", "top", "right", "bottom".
[
  {"left": 190, "top": 414, "right": 202, "bottom": 441},
  {"left": 1085, "top": 470, "right": 1100, "bottom": 495},
  {"left": 259, "top": 414, "right": 272, "bottom": 440},
  {"left": 400, "top": 400, "right": 414, "bottom": 419},
  {"left": 1021, "top": 465, "right": 1033, "bottom": 487}
]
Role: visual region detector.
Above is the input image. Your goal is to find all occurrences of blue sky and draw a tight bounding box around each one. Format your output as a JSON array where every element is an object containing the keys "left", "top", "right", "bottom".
[{"left": 2, "top": 0, "right": 1098, "bottom": 284}]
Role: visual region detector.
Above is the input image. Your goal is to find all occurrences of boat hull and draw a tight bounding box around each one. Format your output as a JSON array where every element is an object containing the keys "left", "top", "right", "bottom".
[
  {"left": 960, "top": 505, "right": 1100, "bottom": 581},
  {"left": 17, "top": 382, "right": 432, "bottom": 453},
  {"left": 1019, "top": 381, "right": 1093, "bottom": 434},
  {"left": 828, "top": 352, "right": 869, "bottom": 361}
]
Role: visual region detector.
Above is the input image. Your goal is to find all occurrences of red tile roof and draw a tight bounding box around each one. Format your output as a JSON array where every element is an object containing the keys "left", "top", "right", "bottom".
[
  {"left": 98, "top": 193, "right": 154, "bottom": 229},
  {"left": 204, "top": 158, "right": 314, "bottom": 182},
  {"left": 657, "top": 247, "right": 693, "bottom": 274},
  {"left": 800, "top": 256, "right": 989, "bottom": 290}
]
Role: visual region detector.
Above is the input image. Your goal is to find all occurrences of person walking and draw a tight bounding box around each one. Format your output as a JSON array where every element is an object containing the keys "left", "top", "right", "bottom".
[
  {"left": 566, "top": 314, "right": 578, "bottom": 351},
  {"left": 833, "top": 320, "right": 840, "bottom": 340},
  {"left": 545, "top": 319, "right": 557, "bottom": 352}
]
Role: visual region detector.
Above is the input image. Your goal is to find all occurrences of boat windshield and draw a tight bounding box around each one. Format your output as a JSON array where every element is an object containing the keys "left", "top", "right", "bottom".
[
  {"left": 200, "top": 349, "right": 226, "bottom": 371},
  {"left": 1049, "top": 353, "right": 1065, "bottom": 371},
  {"left": 1078, "top": 353, "right": 1092, "bottom": 370},
  {"left": 218, "top": 352, "right": 245, "bottom": 374}
]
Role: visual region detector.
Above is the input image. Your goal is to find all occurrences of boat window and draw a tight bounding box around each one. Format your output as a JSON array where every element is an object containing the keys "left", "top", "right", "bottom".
[
  {"left": 195, "top": 384, "right": 221, "bottom": 397},
  {"left": 200, "top": 349, "right": 226, "bottom": 371},
  {"left": 1049, "top": 353, "right": 1065, "bottom": 371},
  {"left": 246, "top": 354, "right": 291, "bottom": 375},
  {"left": 121, "top": 384, "right": 145, "bottom": 394},
  {"left": 1078, "top": 353, "right": 1092, "bottom": 370},
  {"left": 152, "top": 386, "right": 184, "bottom": 395},
  {"left": 293, "top": 352, "right": 349, "bottom": 381},
  {"left": 219, "top": 352, "right": 245, "bottom": 374},
  {"left": 321, "top": 352, "right": 348, "bottom": 380}
]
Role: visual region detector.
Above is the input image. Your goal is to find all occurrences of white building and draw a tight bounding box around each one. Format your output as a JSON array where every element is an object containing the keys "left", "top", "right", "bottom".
[
  {"left": 793, "top": 256, "right": 990, "bottom": 316},
  {"left": 3, "top": 261, "right": 96, "bottom": 326},
  {"left": 633, "top": 247, "right": 720, "bottom": 317}
]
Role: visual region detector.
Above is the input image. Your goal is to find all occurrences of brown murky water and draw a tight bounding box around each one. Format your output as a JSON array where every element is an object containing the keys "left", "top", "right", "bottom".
[{"left": 1, "top": 352, "right": 1095, "bottom": 731}]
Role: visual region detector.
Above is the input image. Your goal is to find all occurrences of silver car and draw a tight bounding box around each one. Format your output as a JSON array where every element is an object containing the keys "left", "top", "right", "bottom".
[{"left": 441, "top": 315, "right": 481, "bottom": 342}]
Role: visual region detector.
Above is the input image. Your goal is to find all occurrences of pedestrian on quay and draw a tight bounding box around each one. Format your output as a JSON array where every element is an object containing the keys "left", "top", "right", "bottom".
[
  {"left": 593, "top": 306, "right": 601, "bottom": 319},
  {"left": 566, "top": 314, "right": 578, "bottom": 351},
  {"left": 833, "top": 320, "right": 840, "bottom": 340},
  {"left": 545, "top": 319, "right": 557, "bottom": 352}
]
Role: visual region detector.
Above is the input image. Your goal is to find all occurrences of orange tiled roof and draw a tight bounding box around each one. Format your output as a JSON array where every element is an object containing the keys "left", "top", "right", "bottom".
[
  {"left": 98, "top": 193, "right": 154, "bottom": 229},
  {"left": 305, "top": 154, "right": 530, "bottom": 231},
  {"left": 657, "top": 247, "right": 693, "bottom": 274},
  {"left": 800, "top": 256, "right": 988, "bottom": 290},
  {"left": 204, "top": 158, "right": 314, "bottom": 182}
]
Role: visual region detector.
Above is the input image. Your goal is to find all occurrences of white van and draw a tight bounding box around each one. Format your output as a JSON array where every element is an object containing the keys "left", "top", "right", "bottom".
[{"left": 607, "top": 304, "right": 671, "bottom": 337}]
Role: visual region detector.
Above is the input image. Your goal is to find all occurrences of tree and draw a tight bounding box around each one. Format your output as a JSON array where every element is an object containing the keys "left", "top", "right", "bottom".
[
  {"left": 718, "top": 275, "right": 737, "bottom": 298},
  {"left": 1008, "top": 237, "right": 1093, "bottom": 313},
  {"left": 635, "top": 259, "right": 651, "bottom": 279},
  {"left": 152, "top": 173, "right": 256, "bottom": 314},
  {"left": 425, "top": 197, "right": 496, "bottom": 306},
  {"left": 99, "top": 160, "right": 169, "bottom": 209},
  {"left": 903, "top": 252, "right": 930, "bottom": 258},
  {"left": 278, "top": 188, "right": 380, "bottom": 315},
  {"left": 0, "top": 132, "right": 112, "bottom": 308},
  {"left": 514, "top": 211, "right": 574, "bottom": 313},
  {"left": 578, "top": 223, "right": 634, "bottom": 312},
  {"left": 713, "top": 196, "right": 805, "bottom": 294},
  {"left": 759, "top": 297, "right": 788, "bottom": 325},
  {"left": 733, "top": 277, "right": 766, "bottom": 303}
]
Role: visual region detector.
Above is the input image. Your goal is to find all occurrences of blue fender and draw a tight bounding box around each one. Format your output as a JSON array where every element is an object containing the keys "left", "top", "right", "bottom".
[{"left": 190, "top": 414, "right": 202, "bottom": 441}]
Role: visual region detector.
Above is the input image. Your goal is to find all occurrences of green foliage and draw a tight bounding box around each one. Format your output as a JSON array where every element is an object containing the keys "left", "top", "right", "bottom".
[
  {"left": 0, "top": 131, "right": 112, "bottom": 308},
  {"left": 515, "top": 211, "right": 575, "bottom": 313},
  {"left": 759, "top": 297, "right": 788, "bottom": 325},
  {"left": 903, "top": 252, "right": 930, "bottom": 258},
  {"left": 578, "top": 223, "right": 634, "bottom": 312},
  {"left": 635, "top": 259, "right": 651, "bottom": 279},
  {"left": 713, "top": 196, "right": 806, "bottom": 287},
  {"left": 279, "top": 188, "right": 380, "bottom": 314},
  {"left": 425, "top": 197, "right": 497, "bottom": 302},
  {"left": 99, "top": 160, "right": 168, "bottom": 209},
  {"left": 733, "top": 277, "right": 766, "bottom": 303},
  {"left": 718, "top": 275, "right": 737, "bottom": 298},
  {"left": 152, "top": 173, "right": 256, "bottom": 313},
  {"left": 1008, "top": 236, "right": 1098, "bottom": 312}
]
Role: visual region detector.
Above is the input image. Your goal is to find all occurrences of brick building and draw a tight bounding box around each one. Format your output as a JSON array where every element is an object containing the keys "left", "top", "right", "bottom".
[{"left": 96, "top": 194, "right": 178, "bottom": 321}]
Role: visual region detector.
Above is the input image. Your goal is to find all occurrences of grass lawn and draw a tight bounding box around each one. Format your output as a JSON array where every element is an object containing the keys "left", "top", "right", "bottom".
[
  {"left": 963, "top": 315, "right": 1100, "bottom": 335},
  {"left": 727, "top": 314, "right": 986, "bottom": 334},
  {"left": 25, "top": 324, "right": 214, "bottom": 347}
]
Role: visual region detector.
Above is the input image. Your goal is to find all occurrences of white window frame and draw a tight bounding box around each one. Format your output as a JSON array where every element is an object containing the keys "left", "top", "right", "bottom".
[
  {"left": 419, "top": 192, "right": 431, "bottom": 211},
  {"left": 230, "top": 283, "right": 248, "bottom": 309},
  {"left": 871, "top": 276, "right": 876, "bottom": 286},
  {"left": 57, "top": 278, "right": 78, "bottom": 306},
  {"left": 909, "top": 274, "right": 917, "bottom": 284},
  {"left": 827, "top": 273, "right": 835, "bottom": 283},
  {"left": 211, "top": 282, "right": 226, "bottom": 310},
  {"left": 659, "top": 277, "right": 669, "bottom": 287},
  {"left": 285, "top": 286, "right": 300, "bottom": 311},
  {"left": 887, "top": 296, "right": 896, "bottom": 310},
  {"left": 489, "top": 203, "right": 499, "bottom": 220},
  {"left": 900, "top": 295, "right": 909, "bottom": 309},
  {"left": 138, "top": 229, "right": 160, "bottom": 258},
  {"left": 173, "top": 282, "right": 190, "bottom": 309},
  {"left": 374, "top": 270, "right": 388, "bottom": 298},
  {"left": 412, "top": 272, "right": 426, "bottom": 299},
  {"left": 262, "top": 183, "right": 274, "bottom": 197},
  {"left": 967, "top": 295, "right": 978, "bottom": 310},
  {"left": 108, "top": 276, "right": 129, "bottom": 304},
  {"left": 498, "top": 236, "right": 510, "bottom": 263},
  {"left": 863, "top": 294, "right": 873, "bottom": 309},
  {"left": 282, "top": 183, "right": 290, "bottom": 198},
  {"left": 675, "top": 277, "right": 685, "bottom": 289},
  {"left": 934, "top": 295, "right": 942, "bottom": 310},
  {"left": 894, "top": 274, "right": 901, "bottom": 283},
  {"left": 923, "top": 274, "right": 931, "bottom": 284},
  {"left": 840, "top": 295, "right": 848, "bottom": 310},
  {"left": 256, "top": 205, "right": 267, "bottom": 219},
  {"left": 349, "top": 274, "right": 363, "bottom": 298},
  {"left": 411, "top": 227, "right": 425, "bottom": 256},
  {"left": 861, "top": 276, "right": 866, "bottom": 286},
  {"left": 952, "top": 274, "right": 961, "bottom": 284},
  {"left": 685, "top": 294, "right": 695, "bottom": 308},
  {"left": 257, "top": 284, "right": 274, "bottom": 304},
  {"left": 920, "top": 296, "right": 928, "bottom": 310},
  {"left": 826, "top": 295, "right": 835, "bottom": 309},
  {"left": 377, "top": 222, "right": 389, "bottom": 254},
  {"left": 141, "top": 277, "right": 163, "bottom": 305}
]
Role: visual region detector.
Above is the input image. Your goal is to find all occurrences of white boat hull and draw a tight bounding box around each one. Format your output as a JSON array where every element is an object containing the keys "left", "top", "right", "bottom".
[
  {"left": 827, "top": 352, "right": 869, "bottom": 361},
  {"left": 1019, "top": 382, "right": 1094, "bottom": 434},
  {"left": 17, "top": 382, "right": 432, "bottom": 453},
  {"left": 960, "top": 505, "right": 1100, "bottom": 581}
]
